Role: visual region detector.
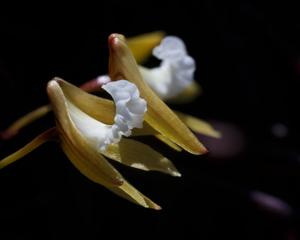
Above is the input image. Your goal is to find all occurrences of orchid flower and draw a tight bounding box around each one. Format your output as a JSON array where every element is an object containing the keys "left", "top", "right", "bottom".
[
  {"left": 0, "top": 31, "right": 220, "bottom": 140},
  {"left": 139, "top": 36, "right": 198, "bottom": 101},
  {"left": 129, "top": 33, "right": 220, "bottom": 138},
  {"left": 88, "top": 33, "right": 220, "bottom": 138},
  {"left": 0, "top": 33, "right": 207, "bottom": 209},
  {"left": 86, "top": 34, "right": 201, "bottom": 102}
]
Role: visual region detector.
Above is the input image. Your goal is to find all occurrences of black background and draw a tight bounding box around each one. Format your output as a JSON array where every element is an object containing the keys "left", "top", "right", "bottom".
[{"left": 1, "top": 2, "right": 300, "bottom": 239}]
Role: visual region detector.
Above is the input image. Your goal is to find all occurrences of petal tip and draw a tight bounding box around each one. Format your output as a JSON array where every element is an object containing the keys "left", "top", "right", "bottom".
[
  {"left": 201, "top": 146, "right": 209, "bottom": 155},
  {"left": 47, "top": 79, "right": 59, "bottom": 92},
  {"left": 193, "top": 144, "right": 209, "bottom": 155},
  {"left": 214, "top": 132, "right": 222, "bottom": 139},
  {"left": 153, "top": 205, "right": 162, "bottom": 210},
  {"left": 53, "top": 77, "right": 65, "bottom": 84},
  {"left": 109, "top": 33, "right": 125, "bottom": 40},
  {"left": 108, "top": 33, "right": 126, "bottom": 49},
  {"left": 172, "top": 171, "right": 182, "bottom": 177}
]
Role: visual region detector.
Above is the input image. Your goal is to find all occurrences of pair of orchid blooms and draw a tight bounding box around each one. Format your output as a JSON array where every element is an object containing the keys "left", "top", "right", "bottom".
[{"left": 0, "top": 32, "right": 220, "bottom": 209}]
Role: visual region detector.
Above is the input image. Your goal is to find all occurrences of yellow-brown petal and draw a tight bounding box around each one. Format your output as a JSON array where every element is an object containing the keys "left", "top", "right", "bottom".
[
  {"left": 60, "top": 127, "right": 160, "bottom": 209},
  {"left": 0, "top": 105, "right": 52, "bottom": 140},
  {"left": 52, "top": 78, "right": 115, "bottom": 124},
  {"left": 0, "top": 128, "right": 57, "bottom": 169},
  {"left": 47, "top": 79, "right": 124, "bottom": 186},
  {"left": 127, "top": 31, "right": 165, "bottom": 64},
  {"left": 108, "top": 34, "right": 207, "bottom": 155},
  {"left": 166, "top": 82, "right": 202, "bottom": 104},
  {"left": 109, "top": 181, "right": 161, "bottom": 210},
  {"left": 175, "top": 112, "right": 221, "bottom": 138},
  {"left": 50, "top": 78, "right": 183, "bottom": 152},
  {"left": 61, "top": 134, "right": 160, "bottom": 209},
  {"left": 154, "top": 134, "right": 182, "bottom": 152},
  {"left": 104, "top": 138, "right": 181, "bottom": 177},
  {"left": 132, "top": 122, "right": 158, "bottom": 136}
]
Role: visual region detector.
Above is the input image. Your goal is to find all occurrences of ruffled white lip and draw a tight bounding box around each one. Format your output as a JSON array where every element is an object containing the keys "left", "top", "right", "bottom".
[
  {"left": 68, "top": 80, "right": 147, "bottom": 152},
  {"left": 138, "top": 36, "right": 196, "bottom": 100},
  {"left": 93, "top": 37, "right": 195, "bottom": 101}
]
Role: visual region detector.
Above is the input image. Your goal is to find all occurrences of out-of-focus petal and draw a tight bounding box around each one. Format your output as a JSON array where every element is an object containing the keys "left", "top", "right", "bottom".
[
  {"left": 166, "top": 82, "right": 202, "bottom": 104},
  {"left": 139, "top": 36, "right": 196, "bottom": 100},
  {"left": 108, "top": 33, "right": 207, "bottom": 155},
  {"left": 0, "top": 128, "right": 57, "bottom": 169},
  {"left": 0, "top": 105, "right": 52, "bottom": 140},
  {"left": 175, "top": 112, "right": 221, "bottom": 138},
  {"left": 127, "top": 31, "right": 165, "bottom": 64}
]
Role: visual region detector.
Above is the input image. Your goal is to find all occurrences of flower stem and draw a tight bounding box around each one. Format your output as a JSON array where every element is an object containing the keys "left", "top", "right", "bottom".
[{"left": 0, "top": 128, "right": 57, "bottom": 169}]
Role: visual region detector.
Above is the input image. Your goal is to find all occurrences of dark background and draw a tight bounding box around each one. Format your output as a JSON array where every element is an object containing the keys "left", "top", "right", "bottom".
[{"left": 1, "top": 2, "right": 299, "bottom": 239}]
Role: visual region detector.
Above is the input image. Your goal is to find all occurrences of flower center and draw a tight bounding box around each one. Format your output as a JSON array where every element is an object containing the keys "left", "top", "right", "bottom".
[{"left": 69, "top": 80, "right": 147, "bottom": 151}]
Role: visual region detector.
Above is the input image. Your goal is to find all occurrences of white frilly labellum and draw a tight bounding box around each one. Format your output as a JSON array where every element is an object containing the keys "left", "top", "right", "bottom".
[
  {"left": 138, "top": 36, "right": 196, "bottom": 100},
  {"left": 69, "top": 80, "right": 147, "bottom": 152}
]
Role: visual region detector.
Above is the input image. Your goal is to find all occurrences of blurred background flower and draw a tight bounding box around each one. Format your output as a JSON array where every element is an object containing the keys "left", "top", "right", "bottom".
[{"left": 0, "top": 1, "right": 299, "bottom": 239}]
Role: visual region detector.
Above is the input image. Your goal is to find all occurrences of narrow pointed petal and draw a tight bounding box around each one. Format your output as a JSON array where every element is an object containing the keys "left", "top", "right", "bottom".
[
  {"left": 155, "top": 134, "right": 182, "bottom": 152},
  {"left": 127, "top": 31, "right": 165, "bottom": 64},
  {"left": 110, "top": 181, "right": 162, "bottom": 210},
  {"left": 167, "top": 82, "right": 202, "bottom": 104},
  {"left": 175, "top": 112, "right": 221, "bottom": 138},
  {"left": 108, "top": 34, "right": 207, "bottom": 155},
  {"left": 47, "top": 79, "right": 124, "bottom": 186},
  {"left": 104, "top": 138, "right": 181, "bottom": 177},
  {"left": 60, "top": 131, "right": 122, "bottom": 186},
  {"left": 61, "top": 134, "right": 160, "bottom": 209},
  {"left": 0, "top": 128, "right": 57, "bottom": 169},
  {"left": 0, "top": 105, "right": 52, "bottom": 140}
]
